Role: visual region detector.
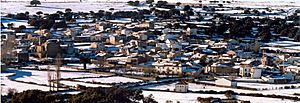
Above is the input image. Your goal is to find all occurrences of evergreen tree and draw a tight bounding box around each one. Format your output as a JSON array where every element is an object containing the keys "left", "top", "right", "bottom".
[{"left": 30, "top": 0, "right": 41, "bottom": 7}]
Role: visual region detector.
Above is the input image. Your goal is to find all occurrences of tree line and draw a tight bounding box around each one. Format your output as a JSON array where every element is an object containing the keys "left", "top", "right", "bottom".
[{"left": 2, "top": 87, "right": 158, "bottom": 103}]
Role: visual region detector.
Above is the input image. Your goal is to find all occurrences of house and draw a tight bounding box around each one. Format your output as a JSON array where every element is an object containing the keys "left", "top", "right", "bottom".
[
  {"left": 175, "top": 80, "right": 188, "bottom": 93},
  {"left": 239, "top": 65, "right": 251, "bottom": 77},
  {"left": 45, "top": 39, "right": 62, "bottom": 58},
  {"left": 95, "top": 22, "right": 111, "bottom": 31},
  {"left": 215, "top": 78, "right": 237, "bottom": 87},
  {"left": 106, "top": 57, "right": 133, "bottom": 65},
  {"left": 153, "top": 61, "right": 183, "bottom": 75},
  {"left": 206, "top": 63, "right": 239, "bottom": 75},
  {"left": 239, "top": 60, "right": 262, "bottom": 78},
  {"left": 36, "top": 45, "right": 45, "bottom": 58},
  {"left": 139, "top": 21, "right": 154, "bottom": 28},
  {"left": 109, "top": 34, "right": 120, "bottom": 45},
  {"left": 250, "top": 68, "right": 262, "bottom": 78},
  {"left": 186, "top": 27, "right": 198, "bottom": 35}
]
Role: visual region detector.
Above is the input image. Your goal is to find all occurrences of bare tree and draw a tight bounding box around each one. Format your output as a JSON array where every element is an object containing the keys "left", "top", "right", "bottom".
[
  {"left": 47, "top": 65, "right": 52, "bottom": 91},
  {"left": 55, "top": 54, "right": 62, "bottom": 91}
]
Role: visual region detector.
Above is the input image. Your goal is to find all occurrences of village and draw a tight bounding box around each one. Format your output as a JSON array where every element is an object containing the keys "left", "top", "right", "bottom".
[{"left": 1, "top": 0, "right": 300, "bottom": 103}]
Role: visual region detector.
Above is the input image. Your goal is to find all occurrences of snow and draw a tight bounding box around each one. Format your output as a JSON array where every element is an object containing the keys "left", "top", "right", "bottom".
[
  {"left": 65, "top": 63, "right": 99, "bottom": 69},
  {"left": 143, "top": 90, "right": 226, "bottom": 103},
  {"left": 21, "top": 65, "right": 87, "bottom": 71},
  {"left": 143, "top": 90, "right": 299, "bottom": 103},
  {"left": 237, "top": 82, "right": 300, "bottom": 90},
  {"left": 1, "top": 72, "right": 49, "bottom": 95},
  {"left": 74, "top": 46, "right": 92, "bottom": 49},
  {"left": 108, "top": 18, "right": 132, "bottom": 23},
  {"left": 2, "top": 0, "right": 299, "bottom": 14},
  {"left": 215, "top": 10, "right": 244, "bottom": 14},
  {"left": 74, "top": 76, "right": 143, "bottom": 84},
  {"left": 1, "top": 69, "right": 111, "bottom": 95},
  {"left": 60, "top": 80, "right": 111, "bottom": 87},
  {"left": 7, "top": 69, "right": 108, "bottom": 85},
  {"left": 142, "top": 82, "right": 300, "bottom": 98},
  {"left": 1, "top": 2, "right": 139, "bottom": 14},
  {"left": 236, "top": 95, "right": 299, "bottom": 103},
  {"left": 1, "top": 17, "right": 30, "bottom": 28},
  {"left": 3, "top": 0, "right": 145, "bottom": 2}
]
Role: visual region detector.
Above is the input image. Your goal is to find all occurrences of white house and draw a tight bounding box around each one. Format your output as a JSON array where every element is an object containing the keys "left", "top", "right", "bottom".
[
  {"left": 215, "top": 78, "right": 237, "bottom": 87},
  {"left": 239, "top": 65, "right": 251, "bottom": 77},
  {"left": 250, "top": 68, "right": 262, "bottom": 78},
  {"left": 175, "top": 81, "right": 189, "bottom": 93},
  {"left": 152, "top": 61, "right": 183, "bottom": 75}
]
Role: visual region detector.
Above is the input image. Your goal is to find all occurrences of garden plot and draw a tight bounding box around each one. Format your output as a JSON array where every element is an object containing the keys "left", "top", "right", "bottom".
[
  {"left": 74, "top": 76, "right": 143, "bottom": 84},
  {"left": 7, "top": 69, "right": 108, "bottom": 85}
]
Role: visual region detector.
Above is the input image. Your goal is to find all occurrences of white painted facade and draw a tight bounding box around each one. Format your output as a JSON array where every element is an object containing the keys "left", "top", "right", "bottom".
[
  {"left": 250, "top": 68, "right": 262, "bottom": 78},
  {"left": 175, "top": 82, "right": 188, "bottom": 92},
  {"left": 215, "top": 78, "right": 237, "bottom": 87},
  {"left": 154, "top": 64, "right": 183, "bottom": 74}
]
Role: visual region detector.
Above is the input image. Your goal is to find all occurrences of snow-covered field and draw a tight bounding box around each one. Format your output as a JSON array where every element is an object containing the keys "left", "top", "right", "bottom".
[
  {"left": 142, "top": 82, "right": 300, "bottom": 98},
  {"left": 143, "top": 90, "right": 299, "bottom": 103},
  {"left": 60, "top": 80, "right": 111, "bottom": 87},
  {"left": 2, "top": 0, "right": 145, "bottom": 2},
  {"left": 237, "top": 82, "right": 300, "bottom": 90},
  {"left": 21, "top": 65, "right": 81, "bottom": 71},
  {"left": 8, "top": 69, "right": 108, "bottom": 85},
  {"left": 0, "top": 69, "right": 114, "bottom": 95},
  {"left": 1, "top": 72, "right": 49, "bottom": 95},
  {"left": 20, "top": 64, "right": 102, "bottom": 71},
  {"left": 74, "top": 76, "right": 143, "bottom": 84},
  {"left": 1, "top": 0, "right": 299, "bottom": 14},
  {"left": 1, "top": 69, "right": 141, "bottom": 94},
  {"left": 143, "top": 90, "right": 226, "bottom": 103},
  {"left": 1, "top": 17, "right": 30, "bottom": 28},
  {"left": 65, "top": 63, "right": 99, "bottom": 69},
  {"left": 1, "top": 2, "right": 140, "bottom": 14}
]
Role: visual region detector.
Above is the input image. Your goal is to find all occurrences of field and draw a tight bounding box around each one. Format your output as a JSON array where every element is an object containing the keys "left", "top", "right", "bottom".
[
  {"left": 1, "top": 0, "right": 300, "bottom": 102},
  {"left": 142, "top": 82, "right": 300, "bottom": 98},
  {"left": 74, "top": 76, "right": 143, "bottom": 84},
  {"left": 1, "top": 72, "right": 49, "bottom": 95},
  {"left": 1, "top": 68, "right": 143, "bottom": 95},
  {"left": 2, "top": 0, "right": 299, "bottom": 14},
  {"left": 1, "top": 2, "right": 142, "bottom": 14},
  {"left": 8, "top": 69, "right": 107, "bottom": 85},
  {"left": 59, "top": 80, "right": 111, "bottom": 87},
  {"left": 143, "top": 90, "right": 299, "bottom": 103}
]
